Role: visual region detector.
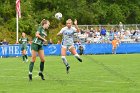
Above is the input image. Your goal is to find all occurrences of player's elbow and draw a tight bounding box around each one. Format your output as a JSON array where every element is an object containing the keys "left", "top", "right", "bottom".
[{"left": 36, "top": 34, "right": 40, "bottom": 38}]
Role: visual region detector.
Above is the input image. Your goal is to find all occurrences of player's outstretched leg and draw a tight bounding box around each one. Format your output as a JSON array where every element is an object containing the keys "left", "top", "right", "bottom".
[
  {"left": 39, "top": 62, "right": 45, "bottom": 80},
  {"left": 74, "top": 54, "right": 82, "bottom": 62},
  {"left": 69, "top": 46, "right": 82, "bottom": 62},
  {"left": 29, "top": 62, "right": 34, "bottom": 81},
  {"left": 61, "top": 56, "right": 70, "bottom": 74}
]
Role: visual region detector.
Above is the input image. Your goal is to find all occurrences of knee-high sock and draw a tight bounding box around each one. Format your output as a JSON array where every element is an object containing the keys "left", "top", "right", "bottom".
[
  {"left": 24, "top": 54, "right": 28, "bottom": 59},
  {"left": 74, "top": 54, "right": 80, "bottom": 59},
  {"left": 61, "top": 56, "right": 69, "bottom": 67},
  {"left": 22, "top": 55, "right": 25, "bottom": 61},
  {"left": 29, "top": 62, "right": 34, "bottom": 74},
  {"left": 40, "top": 62, "right": 44, "bottom": 73}
]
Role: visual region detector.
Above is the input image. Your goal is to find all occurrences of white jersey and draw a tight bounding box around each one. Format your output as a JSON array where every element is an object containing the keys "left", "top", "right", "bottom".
[{"left": 59, "top": 26, "right": 77, "bottom": 46}]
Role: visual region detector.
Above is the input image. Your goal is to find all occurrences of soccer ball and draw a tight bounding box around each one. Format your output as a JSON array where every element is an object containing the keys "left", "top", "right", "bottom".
[{"left": 55, "top": 12, "right": 62, "bottom": 20}]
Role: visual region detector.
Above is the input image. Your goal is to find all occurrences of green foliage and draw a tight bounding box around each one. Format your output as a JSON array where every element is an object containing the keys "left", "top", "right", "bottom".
[
  {"left": 0, "top": 0, "right": 140, "bottom": 43},
  {"left": 106, "top": 4, "right": 125, "bottom": 24}
]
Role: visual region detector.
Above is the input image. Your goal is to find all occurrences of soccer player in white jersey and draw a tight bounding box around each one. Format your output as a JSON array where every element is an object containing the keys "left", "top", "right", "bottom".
[{"left": 57, "top": 19, "right": 82, "bottom": 73}]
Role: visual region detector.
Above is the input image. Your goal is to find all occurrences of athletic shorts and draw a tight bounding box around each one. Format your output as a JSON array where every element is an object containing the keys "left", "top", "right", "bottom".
[
  {"left": 21, "top": 46, "right": 27, "bottom": 51},
  {"left": 31, "top": 43, "right": 43, "bottom": 51},
  {"left": 61, "top": 45, "right": 74, "bottom": 50}
]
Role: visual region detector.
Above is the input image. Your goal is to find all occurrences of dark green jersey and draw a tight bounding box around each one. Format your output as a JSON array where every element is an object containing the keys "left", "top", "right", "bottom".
[
  {"left": 19, "top": 37, "right": 29, "bottom": 51},
  {"left": 19, "top": 37, "right": 29, "bottom": 46},
  {"left": 32, "top": 26, "right": 47, "bottom": 45}
]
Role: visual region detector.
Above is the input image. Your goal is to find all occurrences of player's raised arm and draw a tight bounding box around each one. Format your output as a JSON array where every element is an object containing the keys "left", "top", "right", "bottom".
[
  {"left": 74, "top": 19, "right": 80, "bottom": 32},
  {"left": 57, "top": 28, "right": 64, "bottom": 36},
  {"left": 57, "top": 32, "right": 62, "bottom": 36}
]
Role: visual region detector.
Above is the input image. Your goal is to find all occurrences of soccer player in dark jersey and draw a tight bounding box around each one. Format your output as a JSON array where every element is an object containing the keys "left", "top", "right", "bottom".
[
  {"left": 28, "top": 19, "right": 50, "bottom": 81},
  {"left": 19, "top": 32, "right": 29, "bottom": 62}
]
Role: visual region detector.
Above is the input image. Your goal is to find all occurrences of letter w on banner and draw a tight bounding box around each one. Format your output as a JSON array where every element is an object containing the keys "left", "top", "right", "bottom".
[{"left": 16, "top": 0, "right": 21, "bottom": 18}]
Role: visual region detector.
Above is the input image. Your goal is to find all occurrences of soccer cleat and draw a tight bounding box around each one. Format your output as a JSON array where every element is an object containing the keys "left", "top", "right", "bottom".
[
  {"left": 29, "top": 74, "right": 32, "bottom": 81},
  {"left": 66, "top": 65, "right": 70, "bottom": 74},
  {"left": 39, "top": 72, "right": 45, "bottom": 80},
  {"left": 77, "top": 57, "right": 82, "bottom": 62},
  {"left": 25, "top": 59, "right": 28, "bottom": 62}
]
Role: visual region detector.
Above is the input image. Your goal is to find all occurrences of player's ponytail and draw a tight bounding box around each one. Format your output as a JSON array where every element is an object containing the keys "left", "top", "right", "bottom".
[{"left": 41, "top": 19, "right": 50, "bottom": 26}]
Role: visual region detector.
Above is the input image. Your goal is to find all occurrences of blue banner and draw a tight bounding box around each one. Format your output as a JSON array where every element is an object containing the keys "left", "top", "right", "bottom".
[{"left": 0, "top": 43, "right": 140, "bottom": 57}]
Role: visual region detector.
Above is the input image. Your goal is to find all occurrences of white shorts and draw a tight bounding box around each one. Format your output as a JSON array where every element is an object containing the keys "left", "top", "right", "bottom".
[{"left": 62, "top": 45, "right": 74, "bottom": 50}]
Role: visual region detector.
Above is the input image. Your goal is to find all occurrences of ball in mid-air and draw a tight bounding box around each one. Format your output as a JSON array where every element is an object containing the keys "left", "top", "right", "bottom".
[{"left": 55, "top": 12, "right": 62, "bottom": 20}]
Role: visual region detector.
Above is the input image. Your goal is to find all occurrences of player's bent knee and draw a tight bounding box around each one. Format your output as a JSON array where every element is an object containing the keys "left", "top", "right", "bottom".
[
  {"left": 31, "top": 57, "right": 36, "bottom": 62},
  {"left": 41, "top": 59, "right": 45, "bottom": 62}
]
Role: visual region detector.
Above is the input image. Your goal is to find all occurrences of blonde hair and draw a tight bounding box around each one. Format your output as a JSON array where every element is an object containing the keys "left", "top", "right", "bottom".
[
  {"left": 41, "top": 19, "right": 50, "bottom": 26},
  {"left": 66, "top": 19, "right": 73, "bottom": 24}
]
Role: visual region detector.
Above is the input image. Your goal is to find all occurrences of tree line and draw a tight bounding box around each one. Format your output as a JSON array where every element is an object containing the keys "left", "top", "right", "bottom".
[{"left": 0, "top": 0, "right": 140, "bottom": 43}]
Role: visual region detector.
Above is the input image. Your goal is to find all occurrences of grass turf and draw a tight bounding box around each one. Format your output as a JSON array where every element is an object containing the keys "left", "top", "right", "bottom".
[{"left": 0, "top": 54, "right": 140, "bottom": 93}]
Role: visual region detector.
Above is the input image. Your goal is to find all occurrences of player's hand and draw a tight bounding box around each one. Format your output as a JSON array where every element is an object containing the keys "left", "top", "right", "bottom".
[
  {"left": 74, "top": 19, "right": 77, "bottom": 25},
  {"left": 16, "top": 41, "right": 19, "bottom": 44}
]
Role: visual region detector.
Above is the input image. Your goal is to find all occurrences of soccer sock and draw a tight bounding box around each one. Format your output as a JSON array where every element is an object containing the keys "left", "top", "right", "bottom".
[
  {"left": 22, "top": 55, "right": 25, "bottom": 61},
  {"left": 61, "top": 56, "right": 69, "bottom": 67},
  {"left": 74, "top": 54, "right": 82, "bottom": 62},
  {"left": 40, "top": 62, "right": 44, "bottom": 73},
  {"left": 29, "top": 62, "right": 34, "bottom": 74},
  {"left": 24, "top": 54, "right": 28, "bottom": 60},
  {"left": 74, "top": 54, "right": 80, "bottom": 59}
]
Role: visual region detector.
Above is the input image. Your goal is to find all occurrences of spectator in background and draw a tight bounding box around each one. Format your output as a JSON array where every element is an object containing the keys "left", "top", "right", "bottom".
[
  {"left": 79, "top": 45, "right": 84, "bottom": 55},
  {"left": 90, "top": 28, "right": 94, "bottom": 32},
  {"left": 105, "top": 31, "right": 110, "bottom": 43},
  {"left": 126, "top": 28, "right": 131, "bottom": 38},
  {"left": 95, "top": 28, "right": 100, "bottom": 37},
  {"left": 48, "top": 38, "right": 53, "bottom": 44},
  {"left": 136, "top": 28, "right": 140, "bottom": 35},
  {"left": 80, "top": 29, "right": 85, "bottom": 34},
  {"left": 119, "top": 22, "right": 124, "bottom": 32},
  {"left": 100, "top": 27, "right": 106, "bottom": 36},
  {"left": 76, "top": 40, "right": 81, "bottom": 45},
  {"left": 2, "top": 39, "right": 8, "bottom": 45},
  {"left": 75, "top": 40, "right": 83, "bottom": 55},
  {"left": 109, "top": 28, "right": 114, "bottom": 41},
  {"left": 86, "top": 40, "right": 91, "bottom": 44},
  {"left": 114, "top": 29, "right": 118, "bottom": 36},
  {"left": 100, "top": 27, "right": 106, "bottom": 42}
]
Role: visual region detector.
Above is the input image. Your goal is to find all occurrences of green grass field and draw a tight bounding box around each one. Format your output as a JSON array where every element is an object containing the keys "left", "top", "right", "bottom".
[{"left": 0, "top": 54, "right": 140, "bottom": 93}]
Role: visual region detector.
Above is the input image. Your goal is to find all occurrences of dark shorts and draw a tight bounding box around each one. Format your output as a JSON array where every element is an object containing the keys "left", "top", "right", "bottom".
[
  {"left": 21, "top": 46, "right": 27, "bottom": 51},
  {"left": 31, "top": 43, "right": 43, "bottom": 51}
]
